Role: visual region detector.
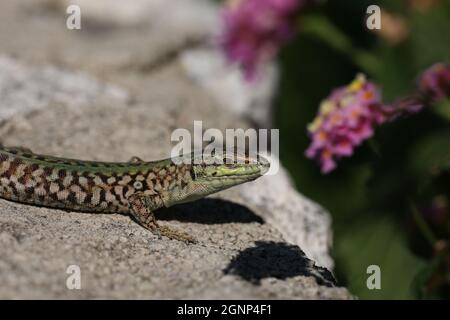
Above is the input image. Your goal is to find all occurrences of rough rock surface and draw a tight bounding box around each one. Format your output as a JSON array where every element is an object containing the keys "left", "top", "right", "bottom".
[
  {"left": 180, "top": 48, "right": 279, "bottom": 127},
  {"left": 0, "top": 0, "right": 351, "bottom": 299},
  {"left": 0, "top": 56, "right": 128, "bottom": 122},
  {"left": 237, "top": 163, "right": 334, "bottom": 269}
]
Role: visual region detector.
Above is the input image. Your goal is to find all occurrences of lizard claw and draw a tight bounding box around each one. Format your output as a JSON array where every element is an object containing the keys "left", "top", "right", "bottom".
[{"left": 157, "top": 224, "right": 197, "bottom": 244}]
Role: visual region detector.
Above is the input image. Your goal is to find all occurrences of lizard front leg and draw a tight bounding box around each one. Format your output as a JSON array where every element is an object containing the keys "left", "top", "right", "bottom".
[{"left": 128, "top": 192, "right": 196, "bottom": 243}]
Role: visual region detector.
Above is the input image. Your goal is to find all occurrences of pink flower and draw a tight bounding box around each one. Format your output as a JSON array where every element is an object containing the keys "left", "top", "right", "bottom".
[
  {"left": 305, "top": 74, "right": 390, "bottom": 174},
  {"left": 417, "top": 62, "right": 450, "bottom": 103},
  {"left": 385, "top": 96, "right": 424, "bottom": 119},
  {"left": 219, "top": 0, "right": 303, "bottom": 80},
  {"left": 305, "top": 62, "right": 450, "bottom": 174}
]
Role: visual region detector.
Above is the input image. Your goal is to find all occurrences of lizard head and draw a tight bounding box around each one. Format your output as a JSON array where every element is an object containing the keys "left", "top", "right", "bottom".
[
  {"left": 162, "top": 151, "right": 270, "bottom": 207},
  {"left": 191, "top": 151, "right": 270, "bottom": 189}
]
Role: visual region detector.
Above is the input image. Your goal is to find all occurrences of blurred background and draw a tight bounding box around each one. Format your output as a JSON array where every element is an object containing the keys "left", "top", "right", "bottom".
[{"left": 273, "top": 0, "right": 450, "bottom": 299}]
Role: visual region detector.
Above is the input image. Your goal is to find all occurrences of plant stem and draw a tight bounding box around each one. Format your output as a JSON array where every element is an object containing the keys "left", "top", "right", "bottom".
[
  {"left": 368, "top": 139, "right": 381, "bottom": 158},
  {"left": 299, "top": 14, "right": 382, "bottom": 76},
  {"left": 409, "top": 200, "right": 437, "bottom": 247}
]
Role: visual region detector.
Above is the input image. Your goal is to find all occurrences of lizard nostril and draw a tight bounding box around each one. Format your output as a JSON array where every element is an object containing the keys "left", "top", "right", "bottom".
[{"left": 224, "top": 157, "right": 234, "bottom": 165}]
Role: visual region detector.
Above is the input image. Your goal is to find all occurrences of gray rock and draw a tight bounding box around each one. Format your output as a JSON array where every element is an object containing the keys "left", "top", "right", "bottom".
[
  {"left": 237, "top": 162, "right": 334, "bottom": 269},
  {"left": 0, "top": 56, "right": 128, "bottom": 123},
  {"left": 180, "top": 48, "right": 279, "bottom": 128},
  {"left": 0, "top": 198, "right": 352, "bottom": 299},
  {"left": 59, "top": 0, "right": 219, "bottom": 33}
]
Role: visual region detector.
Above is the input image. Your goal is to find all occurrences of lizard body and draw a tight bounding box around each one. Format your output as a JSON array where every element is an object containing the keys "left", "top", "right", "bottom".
[{"left": 0, "top": 145, "right": 269, "bottom": 242}]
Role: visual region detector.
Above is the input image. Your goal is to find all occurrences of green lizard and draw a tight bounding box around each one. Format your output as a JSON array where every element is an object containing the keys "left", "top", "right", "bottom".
[{"left": 0, "top": 146, "right": 269, "bottom": 243}]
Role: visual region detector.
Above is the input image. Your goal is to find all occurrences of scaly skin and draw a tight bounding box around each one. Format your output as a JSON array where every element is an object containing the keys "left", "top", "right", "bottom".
[{"left": 0, "top": 145, "right": 269, "bottom": 242}]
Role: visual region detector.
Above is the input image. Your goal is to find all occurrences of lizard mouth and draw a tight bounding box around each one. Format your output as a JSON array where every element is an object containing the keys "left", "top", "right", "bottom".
[
  {"left": 202, "top": 171, "right": 262, "bottom": 181},
  {"left": 192, "top": 157, "right": 270, "bottom": 182}
]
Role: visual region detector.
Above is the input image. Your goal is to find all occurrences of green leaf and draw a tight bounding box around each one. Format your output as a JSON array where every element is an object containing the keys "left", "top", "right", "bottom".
[
  {"left": 411, "top": 257, "right": 442, "bottom": 299},
  {"left": 431, "top": 99, "right": 450, "bottom": 123},
  {"left": 299, "top": 14, "right": 381, "bottom": 75},
  {"left": 409, "top": 130, "right": 450, "bottom": 178},
  {"left": 300, "top": 14, "right": 353, "bottom": 53},
  {"left": 334, "top": 215, "right": 427, "bottom": 299}
]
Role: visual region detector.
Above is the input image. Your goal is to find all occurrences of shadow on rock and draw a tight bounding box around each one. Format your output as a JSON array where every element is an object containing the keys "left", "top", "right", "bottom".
[
  {"left": 156, "top": 198, "right": 263, "bottom": 224},
  {"left": 224, "top": 241, "right": 336, "bottom": 287}
]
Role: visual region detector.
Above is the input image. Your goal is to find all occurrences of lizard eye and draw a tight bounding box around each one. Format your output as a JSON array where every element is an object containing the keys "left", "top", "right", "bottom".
[
  {"left": 133, "top": 181, "right": 143, "bottom": 190},
  {"left": 224, "top": 157, "right": 235, "bottom": 165}
]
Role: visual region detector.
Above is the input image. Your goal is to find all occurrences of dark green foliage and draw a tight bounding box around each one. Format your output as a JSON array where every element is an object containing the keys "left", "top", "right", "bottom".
[{"left": 275, "top": 0, "right": 450, "bottom": 299}]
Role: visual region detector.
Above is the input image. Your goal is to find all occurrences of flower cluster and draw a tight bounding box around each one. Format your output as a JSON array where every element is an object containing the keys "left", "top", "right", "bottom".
[
  {"left": 219, "top": 0, "right": 303, "bottom": 80},
  {"left": 306, "top": 62, "right": 450, "bottom": 174},
  {"left": 305, "top": 74, "right": 388, "bottom": 173},
  {"left": 417, "top": 62, "right": 450, "bottom": 103}
]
